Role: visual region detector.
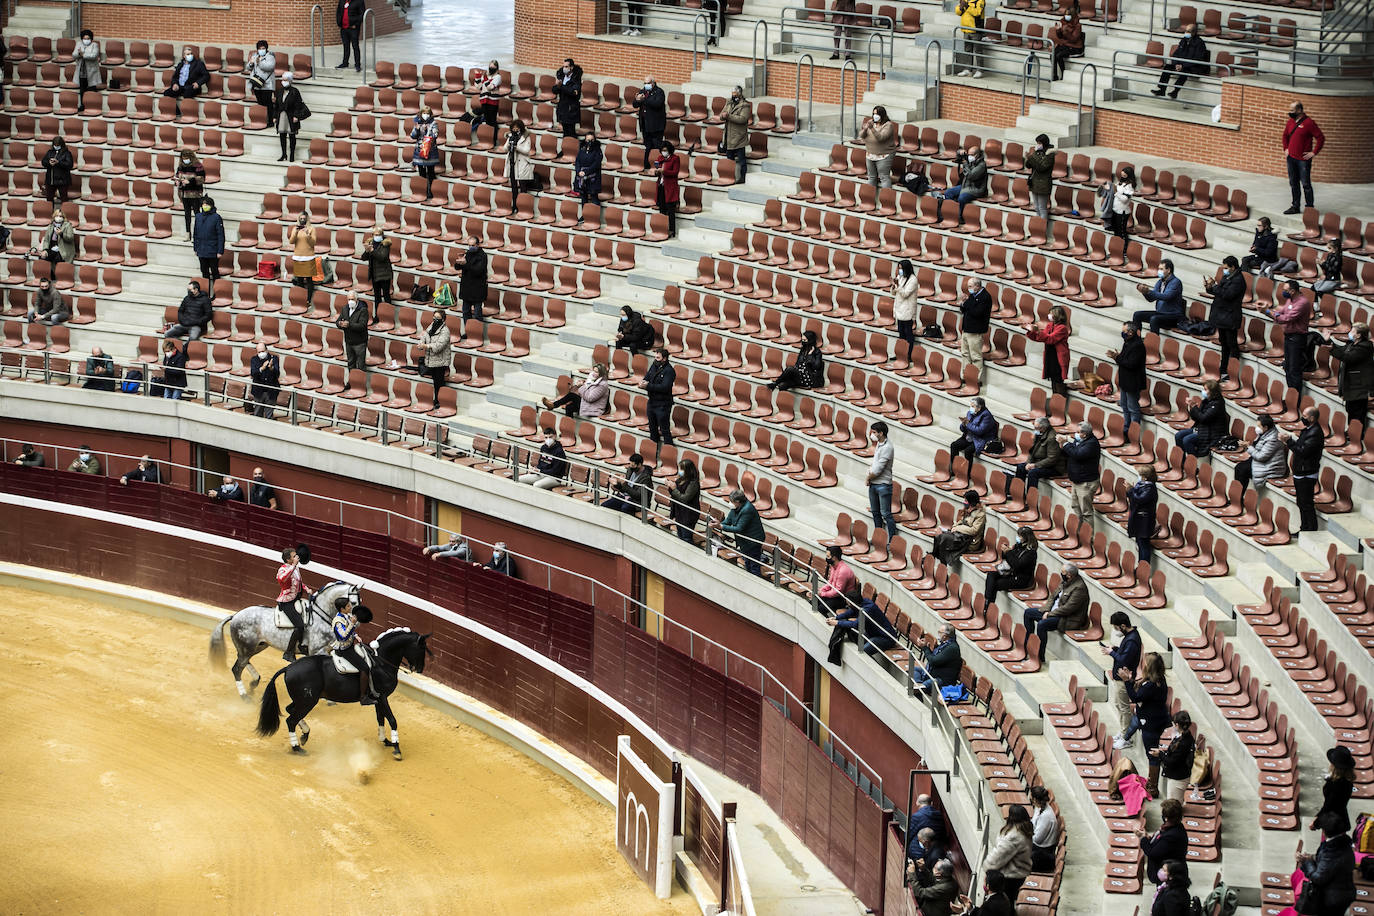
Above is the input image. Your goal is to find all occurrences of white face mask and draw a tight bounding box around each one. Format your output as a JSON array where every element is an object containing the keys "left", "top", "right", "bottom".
[
  {"left": 185, "top": 53, "right": 194, "bottom": 61},
  {"left": 373, "top": 234, "right": 382, "bottom": 242},
  {"left": 1350, "top": 332, "right": 1360, "bottom": 342},
  {"left": 1157, "top": 269, "right": 1166, "bottom": 278},
  {"left": 79, "top": 452, "right": 91, "bottom": 461},
  {"left": 1255, "top": 426, "right": 1265, "bottom": 437},
  {"left": 82, "top": 37, "right": 91, "bottom": 44},
  {"left": 544, "top": 437, "right": 555, "bottom": 446},
  {"left": 870, "top": 433, "right": 880, "bottom": 443}
]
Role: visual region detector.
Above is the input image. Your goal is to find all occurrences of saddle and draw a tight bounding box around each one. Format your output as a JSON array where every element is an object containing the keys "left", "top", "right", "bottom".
[
  {"left": 274, "top": 607, "right": 296, "bottom": 629},
  {"left": 331, "top": 650, "right": 371, "bottom": 675}
]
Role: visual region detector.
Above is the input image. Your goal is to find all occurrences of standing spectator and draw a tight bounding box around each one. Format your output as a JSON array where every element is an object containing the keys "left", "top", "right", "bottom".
[
  {"left": 1137, "top": 802, "right": 1188, "bottom": 884},
  {"left": 1108, "top": 321, "right": 1147, "bottom": 438},
  {"left": 1026, "top": 134, "right": 1055, "bottom": 219},
  {"left": 911, "top": 860, "right": 959, "bottom": 916},
  {"left": 766, "top": 331, "right": 824, "bottom": 391},
  {"left": 14, "top": 443, "right": 45, "bottom": 467},
  {"left": 1287, "top": 404, "right": 1325, "bottom": 531},
  {"left": 67, "top": 446, "right": 101, "bottom": 475},
  {"left": 158, "top": 340, "right": 188, "bottom": 400},
  {"left": 652, "top": 140, "right": 682, "bottom": 238},
  {"left": 173, "top": 149, "right": 206, "bottom": 237},
  {"left": 983, "top": 526, "right": 1038, "bottom": 606},
  {"left": 288, "top": 213, "right": 318, "bottom": 306},
  {"left": 1201, "top": 256, "right": 1246, "bottom": 379},
  {"left": 1264, "top": 279, "right": 1312, "bottom": 393},
  {"left": 1152, "top": 24, "right": 1209, "bottom": 99},
  {"left": 249, "top": 467, "right": 280, "bottom": 510},
  {"left": 669, "top": 459, "right": 701, "bottom": 541},
  {"left": 1241, "top": 217, "right": 1281, "bottom": 275},
  {"left": 1150, "top": 861, "right": 1193, "bottom": 916},
  {"left": 83, "top": 346, "right": 116, "bottom": 391},
  {"left": 518, "top": 426, "right": 569, "bottom": 490},
  {"left": 1313, "top": 238, "right": 1345, "bottom": 296},
  {"left": 192, "top": 197, "right": 225, "bottom": 282},
  {"left": 1029, "top": 786, "right": 1059, "bottom": 872},
  {"left": 1149, "top": 710, "right": 1196, "bottom": 803},
  {"left": 942, "top": 146, "right": 988, "bottom": 223},
  {"left": 506, "top": 119, "right": 536, "bottom": 204},
  {"left": 416, "top": 308, "right": 452, "bottom": 410},
  {"left": 274, "top": 72, "right": 309, "bottom": 163},
  {"left": 336, "top": 0, "right": 365, "bottom": 71},
  {"left": 908, "top": 794, "right": 946, "bottom": 842},
  {"left": 1235, "top": 414, "right": 1288, "bottom": 495},
  {"left": 603, "top": 453, "right": 654, "bottom": 515},
  {"left": 166, "top": 280, "right": 212, "bottom": 340},
  {"left": 818, "top": 545, "right": 859, "bottom": 614},
  {"left": 1297, "top": 812, "right": 1358, "bottom": 916},
  {"left": 360, "top": 229, "right": 392, "bottom": 322},
  {"left": 1102, "top": 612, "right": 1143, "bottom": 745},
  {"left": 75, "top": 30, "right": 102, "bottom": 112},
  {"left": 1105, "top": 165, "right": 1136, "bottom": 241},
  {"left": 541, "top": 361, "right": 610, "bottom": 418},
  {"left": 1282, "top": 102, "right": 1324, "bottom": 214},
  {"left": 209, "top": 475, "right": 246, "bottom": 501},
  {"left": 723, "top": 87, "right": 753, "bottom": 183},
  {"left": 411, "top": 106, "right": 442, "bottom": 202},
  {"left": 912, "top": 623, "right": 962, "bottom": 691},
  {"left": 455, "top": 235, "right": 488, "bottom": 335},
  {"left": 1027, "top": 305, "right": 1071, "bottom": 399},
  {"left": 1061, "top": 421, "right": 1101, "bottom": 526},
  {"left": 643, "top": 347, "right": 677, "bottom": 463},
  {"left": 892, "top": 259, "right": 918, "bottom": 364},
  {"left": 337, "top": 293, "right": 370, "bottom": 371},
  {"left": 614, "top": 306, "right": 655, "bottom": 354},
  {"left": 830, "top": 0, "right": 856, "bottom": 60},
  {"left": 574, "top": 135, "right": 604, "bottom": 208},
  {"left": 866, "top": 421, "right": 896, "bottom": 539},
  {"left": 553, "top": 58, "right": 583, "bottom": 138},
  {"left": 1022, "top": 563, "right": 1088, "bottom": 662},
  {"left": 473, "top": 61, "right": 503, "bottom": 145},
  {"left": 1311, "top": 746, "right": 1355, "bottom": 833},
  {"left": 28, "top": 276, "right": 69, "bottom": 326},
  {"left": 983, "top": 806, "right": 1033, "bottom": 902},
  {"left": 959, "top": 276, "right": 992, "bottom": 384},
  {"left": 486, "top": 542, "right": 518, "bottom": 578},
  {"left": 634, "top": 76, "right": 667, "bottom": 159},
  {"left": 245, "top": 40, "right": 277, "bottom": 123},
  {"left": 36, "top": 209, "right": 76, "bottom": 279},
  {"left": 718, "top": 490, "right": 766, "bottom": 576},
  {"left": 949, "top": 397, "right": 999, "bottom": 470},
  {"left": 164, "top": 47, "right": 210, "bottom": 113},
  {"left": 1118, "top": 652, "right": 1171, "bottom": 788},
  {"left": 1329, "top": 322, "right": 1372, "bottom": 439},
  {"left": 1005, "top": 417, "right": 1064, "bottom": 493},
  {"left": 956, "top": 0, "right": 986, "bottom": 77},
  {"left": 1051, "top": 13, "right": 1083, "bottom": 81},
  {"left": 623, "top": 0, "right": 645, "bottom": 35},
  {"left": 1174, "top": 379, "right": 1228, "bottom": 456},
  {"left": 1132, "top": 259, "right": 1185, "bottom": 334},
  {"left": 859, "top": 106, "right": 897, "bottom": 189},
  {"left": 932, "top": 490, "right": 985, "bottom": 565},
  {"left": 41, "top": 136, "right": 74, "bottom": 205},
  {"left": 1126, "top": 466, "right": 1158, "bottom": 562},
  {"left": 249, "top": 342, "right": 281, "bottom": 418}
]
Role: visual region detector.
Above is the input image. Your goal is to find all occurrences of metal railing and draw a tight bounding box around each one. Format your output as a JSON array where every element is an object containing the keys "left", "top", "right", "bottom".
[
  {"left": 838, "top": 57, "right": 860, "bottom": 140},
  {"left": 360, "top": 7, "right": 377, "bottom": 82},
  {"left": 924, "top": 38, "right": 944, "bottom": 118},
  {"left": 1077, "top": 62, "right": 1098, "bottom": 146},
  {"left": 606, "top": 3, "right": 719, "bottom": 52},
  {"left": 1020, "top": 52, "right": 1043, "bottom": 117},
  {"left": 1109, "top": 48, "right": 1229, "bottom": 109},
  {"left": 309, "top": 4, "right": 326, "bottom": 75},
  {"left": 68, "top": 0, "right": 82, "bottom": 38},
  {"left": 794, "top": 53, "right": 816, "bottom": 132},
  {"left": 778, "top": 6, "right": 896, "bottom": 65},
  {"left": 864, "top": 30, "right": 889, "bottom": 79},
  {"left": 693, "top": 12, "right": 713, "bottom": 70},
  {"left": 752, "top": 20, "right": 771, "bottom": 95}
]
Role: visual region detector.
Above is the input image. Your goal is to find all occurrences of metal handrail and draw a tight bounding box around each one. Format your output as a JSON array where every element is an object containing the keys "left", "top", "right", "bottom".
[
  {"left": 692, "top": 12, "right": 712, "bottom": 69},
  {"left": 309, "top": 4, "right": 325, "bottom": 76},
  {"left": 1077, "top": 62, "right": 1098, "bottom": 146},
  {"left": 1109, "top": 48, "right": 1231, "bottom": 107},
  {"left": 752, "top": 20, "right": 771, "bottom": 94},
  {"left": 794, "top": 53, "right": 816, "bottom": 132},
  {"left": 864, "top": 31, "right": 888, "bottom": 78},
  {"left": 778, "top": 6, "right": 895, "bottom": 63},
  {"left": 69, "top": 0, "right": 82, "bottom": 38},
  {"left": 838, "top": 57, "right": 860, "bottom": 140},
  {"left": 1020, "top": 52, "right": 1042, "bottom": 118},
  {"left": 923, "top": 38, "right": 944, "bottom": 118},
  {"left": 360, "top": 8, "right": 377, "bottom": 82}
]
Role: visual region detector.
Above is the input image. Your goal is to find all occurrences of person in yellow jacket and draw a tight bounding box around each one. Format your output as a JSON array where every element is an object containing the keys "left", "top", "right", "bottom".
[{"left": 957, "top": 0, "right": 986, "bottom": 77}]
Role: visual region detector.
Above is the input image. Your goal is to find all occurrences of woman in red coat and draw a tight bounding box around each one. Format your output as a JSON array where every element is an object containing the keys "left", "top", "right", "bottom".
[
  {"left": 1027, "top": 305, "right": 1071, "bottom": 398},
  {"left": 653, "top": 141, "right": 682, "bottom": 238}
]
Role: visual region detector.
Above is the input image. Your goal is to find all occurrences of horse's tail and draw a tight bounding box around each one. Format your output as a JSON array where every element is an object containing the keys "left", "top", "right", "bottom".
[
  {"left": 208, "top": 614, "right": 233, "bottom": 667},
  {"left": 256, "top": 667, "right": 286, "bottom": 737}
]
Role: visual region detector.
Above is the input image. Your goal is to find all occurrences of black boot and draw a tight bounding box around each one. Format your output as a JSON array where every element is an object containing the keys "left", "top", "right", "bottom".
[
  {"left": 359, "top": 667, "right": 377, "bottom": 705},
  {"left": 278, "top": 134, "right": 288, "bottom": 162},
  {"left": 282, "top": 627, "right": 302, "bottom": 661},
  {"left": 289, "top": 137, "right": 297, "bottom": 161}
]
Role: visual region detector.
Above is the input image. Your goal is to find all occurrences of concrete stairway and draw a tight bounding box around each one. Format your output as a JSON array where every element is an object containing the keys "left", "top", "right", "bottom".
[{"left": 7, "top": 1, "right": 72, "bottom": 38}]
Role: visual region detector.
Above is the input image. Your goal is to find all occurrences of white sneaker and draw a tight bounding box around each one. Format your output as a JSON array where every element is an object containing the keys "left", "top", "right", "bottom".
[
  {"left": 630, "top": 28, "right": 642, "bottom": 36},
  {"left": 622, "top": 28, "right": 633, "bottom": 34},
  {"left": 1112, "top": 735, "right": 1131, "bottom": 750},
  {"left": 972, "top": 70, "right": 984, "bottom": 78},
  {"left": 957, "top": 68, "right": 971, "bottom": 76}
]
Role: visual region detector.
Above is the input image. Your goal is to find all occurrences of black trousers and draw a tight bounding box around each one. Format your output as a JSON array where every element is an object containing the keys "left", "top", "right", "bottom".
[
  {"left": 560, "top": 120, "right": 578, "bottom": 138},
  {"left": 340, "top": 27, "right": 361, "bottom": 67},
  {"left": 278, "top": 600, "right": 304, "bottom": 639},
  {"left": 984, "top": 570, "right": 1032, "bottom": 605},
  {"left": 1347, "top": 398, "right": 1368, "bottom": 440},
  {"left": 425, "top": 366, "right": 447, "bottom": 406},
  {"left": 1294, "top": 475, "right": 1318, "bottom": 531},
  {"left": 949, "top": 434, "right": 977, "bottom": 466},
  {"left": 827, "top": 625, "right": 854, "bottom": 665},
  {"left": 371, "top": 280, "right": 392, "bottom": 306},
  {"left": 549, "top": 391, "right": 582, "bottom": 417},
  {"left": 647, "top": 402, "right": 673, "bottom": 444},
  {"left": 897, "top": 318, "right": 915, "bottom": 360},
  {"left": 1217, "top": 325, "right": 1240, "bottom": 377},
  {"left": 181, "top": 200, "right": 197, "bottom": 235},
  {"left": 660, "top": 200, "right": 677, "bottom": 237},
  {"left": 461, "top": 298, "right": 484, "bottom": 325},
  {"left": 198, "top": 255, "right": 221, "bottom": 281},
  {"left": 253, "top": 88, "right": 276, "bottom": 123},
  {"left": 643, "top": 131, "right": 663, "bottom": 158},
  {"left": 1282, "top": 332, "right": 1306, "bottom": 392}
]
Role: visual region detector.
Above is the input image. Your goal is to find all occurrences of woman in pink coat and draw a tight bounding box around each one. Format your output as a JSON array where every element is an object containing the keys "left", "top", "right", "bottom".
[{"left": 1027, "top": 305, "right": 1071, "bottom": 398}]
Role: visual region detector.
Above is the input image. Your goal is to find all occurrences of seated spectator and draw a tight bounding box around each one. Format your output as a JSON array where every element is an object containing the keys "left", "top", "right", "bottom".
[
  {"left": 908, "top": 794, "right": 946, "bottom": 848},
  {"left": 984, "top": 526, "right": 1038, "bottom": 606},
  {"left": 1149, "top": 710, "right": 1196, "bottom": 803},
  {"left": 602, "top": 453, "right": 653, "bottom": 515},
  {"left": 119, "top": 456, "right": 162, "bottom": 485},
  {"left": 166, "top": 280, "right": 213, "bottom": 341},
  {"left": 29, "top": 276, "right": 70, "bottom": 326},
  {"left": 209, "top": 475, "right": 245, "bottom": 501},
  {"left": 932, "top": 490, "right": 985, "bottom": 565},
  {"left": 1297, "top": 812, "right": 1357, "bottom": 916},
  {"left": 818, "top": 544, "right": 860, "bottom": 614},
  {"left": 767, "top": 331, "right": 824, "bottom": 391},
  {"left": 1174, "top": 379, "right": 1228, "bottom": 456},
  {"left": 1127, "top": 466, "right": 1159, "bottom": 562},
  {"left": 157, "top": 341, "right": 188, "bottom": 400},
  {"left": 613, "top": 306, "right": 655, "bottom": 355},
  {"left": 1004, "top": 417, "right": 1064, "bottom": 494},
  {"left": 14, "top": 443, "right": 45, "bottom": 467},
  {"left": 248, "top": 467, "right": 279, "bottom": 509},
  {"left": 1152, "top": 24, "right": 1209, "bottom": 99},
  {"left": 486, "top": 542, "right": 518, "bottom": 577},
  {"left": 907, "top": 827, "right": 947, "bottom": 880},
  {"left": 1022, "top": 563, "right": 1088, "bottom": 662},
  {"left": 912, "top": 623, "right": 962, "bottom": 691},
  {"left": 949, "top": 396, "right": 999, "bottom": 470},
  {"left": 1132, "top": 259, "right": 1184, "bottom": 334},
  {"left": 1241, "top": 217, "right": 1281, "bottom": 276},
  {"left": 1329, "top": 323, "right": 1372, "bottom": 439},
  {"left": 1150, "top": 861, "right": 1193, "bottom": 916},
  {"left": 34, "top": 209, "right": 76, "bottom": 279},
  {"left": 942, "top": 146, "right": 989, "bottom": 223},
  {"left": 957, "top": 869, "right": 1014, "bottom": 916},
  {"left": 423, "top": 533, "right": 471, "bottom": 561},
  {"left": 518, "top": 427, "right": 569, "bottom": 491},
  {"left": 669, "top": 459, "right": 701, "bottom": 541},
  {"left": 84, "top": 345, "right": 116, "bottom": 391},
  {"left": 40, "top": 136, "right": 74, "bottom": 205},
  {"left": 1201, "top": 255, "right": 1246, "bottom": 379},
  {"left": 716, "top": 489, "right": 766, "bottom": 577},
  {"left": 1236, "top": 414, "right": 1288, "bottom": 494},
  {"left": 1051, "top": 12, "right": 1084, "bottom": 81},
  {"left": 1136, "top": 800, "right": 1188, "bottom": 884},
  {"left": 1029, "top": 785, "right": 1059, "bottom": 872},
  {"left": 573, "top": 135, "right": 603, "bottom": 207},
  {"left": 859, "top": 106, "right": 897, "bottom": 189},
  {"left": 911, "top": 859, "right": 959, "bottom": 916},
  {"left": 1313, "top": 237, "right": 1345, "bottom": 296},
  {"left": 68, "top": 446, "right": 101, "bottom": 475},
  {"left": 164, "top": 46, "right": 210, "bottom": 110},
  {"left": 1027, "top": 305, "right": 1072, "bottom": 399},
  {"left": 1108, "top": 755, "right": 1140, "bottom": 800},
  {"left": 825, "top": 593, "right": 899, "bottom": 665}
]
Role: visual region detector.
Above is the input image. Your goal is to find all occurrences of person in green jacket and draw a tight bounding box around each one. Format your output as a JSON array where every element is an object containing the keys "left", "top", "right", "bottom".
[{"left": 717, "top": 489, "right": 765, "bottom": 577}]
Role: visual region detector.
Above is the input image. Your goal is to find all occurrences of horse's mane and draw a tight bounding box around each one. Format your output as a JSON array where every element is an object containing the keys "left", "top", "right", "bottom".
[{"left": 370, "top": 626, "right": 413, "bottom": 650}]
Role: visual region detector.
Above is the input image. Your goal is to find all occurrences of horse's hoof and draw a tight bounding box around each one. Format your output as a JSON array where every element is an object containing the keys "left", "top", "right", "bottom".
[
  {"left": 290, "top": 746, "right": 307, "bottom": 755},
  {"left": 241, "top": 693, "right": 253, "bottom": 703},
  {"left": 300, "top": 732, "right": 310, "bottom": 746},
  {"left": 392, "top": 748, "right": 402, "bottom": 760}
]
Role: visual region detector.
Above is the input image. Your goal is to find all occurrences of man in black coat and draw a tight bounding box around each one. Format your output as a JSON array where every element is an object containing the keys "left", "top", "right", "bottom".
[
  {"left": 1137, "top": 798, "right": 1188, "bottom": 883},
  {"left": 1298, "top": 811, "right": 1358, "bottom": 916},
  {"left": 1286, "top": 405, "right": 1325, "bottom": 531},
  {"left": 336, "top": 0, "right": 366, "bottom": 72},
  {"left": 166, "top": 280, "right": 213, "bottom": 340},
  {"left": 249, "top": 342, "right": 280, "bottom": 418},
  {"left": 1152, "top": 25, "right": 1209, "bottom": 99},
  {"left": 959, "top": 277, "right": 992, "bottom": 384},
  {"left": 337, "top": 294, "right": 370, "bottom": 371},
  {"left": 914, "top": 623, "right": 961, "bottom": 691},
  {"left": 1109, "top": 321, "right": 1147, "bottom": 437},
  {"left": 1060, "top": 421, "right": 1101, "bottom": 526},
  {"left": 553, "top": 59, "right": 583, "bottom": 138},
  {"left": 642, "top": 347, "right": 676, "bottom": 463},
  {"left": 455, "top": 236, "right": 488, "bottom": 335},
  {"left": 1329, "top": 323, "right": 1372, "bottom": 439},
  {"left": 633, "top": 76, "right": 667, "bottom": 158},
  {"left": 1202, "top": 256, "right": 1246, "bottom": 379},
  {"left": 164, "top": 47, "right": 210, "bottom": 109},
  {"left": 249, "top": 467, "right": 279, "bottom": 509}
]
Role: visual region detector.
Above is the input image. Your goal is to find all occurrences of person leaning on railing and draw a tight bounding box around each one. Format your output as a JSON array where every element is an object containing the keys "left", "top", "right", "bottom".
[{"left": 713, "top": 489, "right": 766, "bottom": 577}]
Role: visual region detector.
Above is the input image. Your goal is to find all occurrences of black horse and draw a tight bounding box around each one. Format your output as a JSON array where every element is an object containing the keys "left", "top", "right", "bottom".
[{"left": 257, "top": 627, "right": 432, "bottom": 759}]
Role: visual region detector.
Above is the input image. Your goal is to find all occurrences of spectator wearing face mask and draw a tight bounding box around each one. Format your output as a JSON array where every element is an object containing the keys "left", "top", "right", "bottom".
[
  {"left": 84, "top": 346, "right": 115, "bottom": 391},
  {"left": 1127, "top": 466, "right": 1158, "bottom": 562},
  {"left": 1027, "top": 305, "right": 1072, "bottom": 399},
  {"left": 1060, "top": 421, "right": 1102, "bottom": 526},
  {"left": 1329, "top": 322, "right": 1372, "bottom": 438},
  {"left": 892, "top": 259, "right": 918, "bottom": 364},
  {"left": 653, "top": 141, "right": 682, "bottom": 237},
  {"left": 604, "top": 453, "right": 654, "bottom": 515},
  {"left": 1051, "top": 12, "right": 1083, "bottom": 81},
  {"left": 960, "top": 276, "right": 992, "bottom": 385},
  {"left": 1104, "top": 166, "right": 1136, "bottom": 240},
  {"left": 274, "top": 73, "right": 309, "bottom": 163},
  {"left": 75, "top": 30, "right": 102, "bottom": 112},
  {"left": 669, "top": 459, "right": 702, "bottom": 541},
  {"left": 29, "top": 276, "right": 69, "bottom": 326},
  {"left": 1022, "top": 563, "right": 1088, "bottom": 662},
  {"left": 121, "top": 456, "right": 163, "bottom": 486},
  {"left": 866, "top": 422, "right": 896, "bottom": 539},
  {"left": 1282, "top": 102, "right": 1324, "bottom": 214},
  {"left": 486, "top": 542, "right": 518, "bottom": 578},
  {"left": 245, "top": 40, "right": 277, "bottom": 122},
  {"left": 1174, "top": 380, "right": 1228, "bottom": 457},
  {"left": 932, "top": 489, "right": 984, "bottom": 566},
  {"left": 41, "top": 136, "right": 74, "bottom": 204},
  {"left": 614, "top": 307, "right": 655, "bottom": 355},
  {"left": 642, "top": 347, "right": 677, "bottom": 463},
  {"left": 411, "top": 106, "right": 442, "bottom": 201},
  {"left": 1201, "top": 256, "right": 1246, "bottom": 380},
  {"left": 1152, "top": 25, "right": 1209, "bottom": 99},
  {"left": 173, "top": 149, "right": 206, "bottom": 237},
  {"left": 1313, "top": 238, "right": 1345, "bottom": 296},
  {"left": 164, "top": 47, "right": 210, "bottom": 113},
  {"left": 1026, "top": 134, "right": 1055, "bottom": 220},
  {"left": 553, "top": 58, "right": 584, "bottom": 138},
  {"left": 475, "top": 61, "right": 503, "bottom": 144},
  {"left": 542, "top": 361, "right": 610, "bottom": 418},
  {"left": 158, "top": 340, "right": 188, "bottom": 399},
  {"left": 455, "top": 235, "right": 488, "bottom": 334},
  {"left": 416, "top": 308, "right": 452, "bottom": 410},
  {"left": 1107, "top": 322, "right": 1146, "bottom": 437},
  {"left": 192, "top": 197, "right": 225, "bottom": 282},
  {"left": 942, "top": 146, "right": 988, "bottom": 223},
  {"left": 288, "top": 213, "right": 318, "bottom": 304},
  {"left": 520, "top": 427, "right": 569, "bottom": 490},
  {"left": 1132, "top": 259, "right": 1184, "bottom": 334},
  {"left": 337, "top": 293, "right": 370, "bottom": 371},
  {"left": 1005, "top": 417, "right": 1064, "bottom": 494},
  {"left": 1286, "top": 405, "right": 1325, "bottom": 531},
  {"left": 68, "top": 446, "right": 102, "bottom": 475},
  {"left": 36, "top": 209, "right": 75, "bottom": 279},
  {"left": 830, "top": 0, "right": 857, "bottom": 60},
  {"left": 984, "top": 527, "right": 1038, "bottom": 606},
  {"left": 767, "top": 331, "right": 825, "bottom": 391},
  {"left": 249, "top": 342, "right": 281, "bottom": 418},
  {"left": 336, "top": 0, "right": 365, "bottom": 71},
  {"left": 1263, "top": 279, "right": 1312, "bottom": 392},
  {"left": 724, "top": 87, "right": 753, "bottom": 182},
  {"left": 634, "top": 77, "right": 667, "bottom": 158},
  {"left": 249, "top": 467, "right": 279, "bottom": 509},
  {"left": 166, "top": 280, "right": 213, "bottom": 340},
  {"left": 859, "top": 106, "right": 897, "bottom": 189},
  {"left": 361, "top": 229, "right": 392, "bottom": 322},
  {"left": 949, "top": 396, "right": 999, "bottom": 470},
  {"left": 506, "top": 119, "right": 536, "bottom": 203},
  {"left": 1235, "top": 414, "right": 1288, "bottom": 495},
  {"left": 716, "top": 490, "right": 767, "bottom": 577},
  {"left": 1241, "top": 217, "right": 1281, "bottom": 275},
  {"left": 574, "top": 134, "right": 604, "bottom": 207}
]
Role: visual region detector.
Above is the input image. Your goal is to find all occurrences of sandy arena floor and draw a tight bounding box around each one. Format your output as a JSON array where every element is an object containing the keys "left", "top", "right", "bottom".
[{"left": 0, "top": 584, "right": 695, "bottom": 915}]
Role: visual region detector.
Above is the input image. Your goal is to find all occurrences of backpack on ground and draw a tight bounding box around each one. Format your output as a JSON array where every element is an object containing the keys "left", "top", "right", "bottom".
[
  {"left": 1202, "top": 881, "right": 1239, "bottom": 916},
  {"left": 120, "top": 369, "right": 143, "bottom": 394}
]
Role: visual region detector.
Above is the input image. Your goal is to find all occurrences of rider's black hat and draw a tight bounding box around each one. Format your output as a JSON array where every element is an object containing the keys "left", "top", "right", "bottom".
[
  {"left": 354, "top": 605, "right": 373, "bottom": 624},
  {"left": 295, "top": 543, "right": 312, "bottom": 565}
]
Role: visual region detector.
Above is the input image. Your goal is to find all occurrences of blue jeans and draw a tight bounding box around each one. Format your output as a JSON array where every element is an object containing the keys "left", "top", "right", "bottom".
[
  {"left": 728, "top": 146, "right": 748, "bottom": 181},
  {"left": 869, "top": 482, "right": 895, "bottom": 537},
  {"left": 1287, "top": 155, "right": 1313, "bottom": 209},
  {"left": 163, "top": 388, "right": 183, "bottom": 400},
  {"left": 943, "top": 184, "right": 980, "bottom": 218},
  {"left": 1121, "top": 712, "right": 1141, "bottom": 741},
  {"left": 1130, "top": 309, "right": 1180, "bottom": 335},
  {"left": 1175, "top": 428, "right": 1206, "bottom": 456},
  {"left": 1119, "top": 389, "right": 1143, "bottom": 429}
]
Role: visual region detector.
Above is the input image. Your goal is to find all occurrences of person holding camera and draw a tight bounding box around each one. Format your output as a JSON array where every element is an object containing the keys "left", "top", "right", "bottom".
[
  {"left": 633, "top": 76, "right": 667, "bottom": 158},
  {"left": 942, "top": 146, "right": 988, "bottom": 223},
  {"left": 245, "top": 40, "right": 277, "bottom": 123}
]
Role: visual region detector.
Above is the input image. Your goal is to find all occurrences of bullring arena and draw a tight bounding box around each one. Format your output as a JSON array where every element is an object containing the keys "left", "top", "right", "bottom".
[{"left": 4, "top": 0, "right": 1374, "bottom": 913}]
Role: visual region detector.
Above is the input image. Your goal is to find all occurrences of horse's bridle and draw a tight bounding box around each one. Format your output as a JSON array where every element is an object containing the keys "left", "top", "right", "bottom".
[{"left": 302, "top": 581, "right": 362, "bottom": 628}]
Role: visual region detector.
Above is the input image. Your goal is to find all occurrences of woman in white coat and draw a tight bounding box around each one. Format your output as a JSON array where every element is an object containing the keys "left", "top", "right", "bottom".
[
  {"left": 506, "top": 119, "right": 535, "bottom": 203},
  {"left": 416, "top": 307, "right": 453, "bottom": 411},
  {"left": 891, "top": 258, "right": 919, "bottom": 365},
  {"left": 75, "top": 30, "right": 102, "bottom": 111}
]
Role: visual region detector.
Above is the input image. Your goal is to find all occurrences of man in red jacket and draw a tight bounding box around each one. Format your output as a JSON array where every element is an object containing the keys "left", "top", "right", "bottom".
[{"left": 1282, "top": 101, "right": 1325, "bottom": 214}]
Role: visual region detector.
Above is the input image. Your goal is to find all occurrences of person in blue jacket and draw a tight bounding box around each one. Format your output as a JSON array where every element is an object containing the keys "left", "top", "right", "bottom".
[
  {"left": 1131, "top": 259, "right": 1185, "bottom": 334},
  {"left": 192, "top": 197, "right": 225, "bottom": 282},
  {"left": 948, "top": 396, "right": 999, "bottom": 471}
]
